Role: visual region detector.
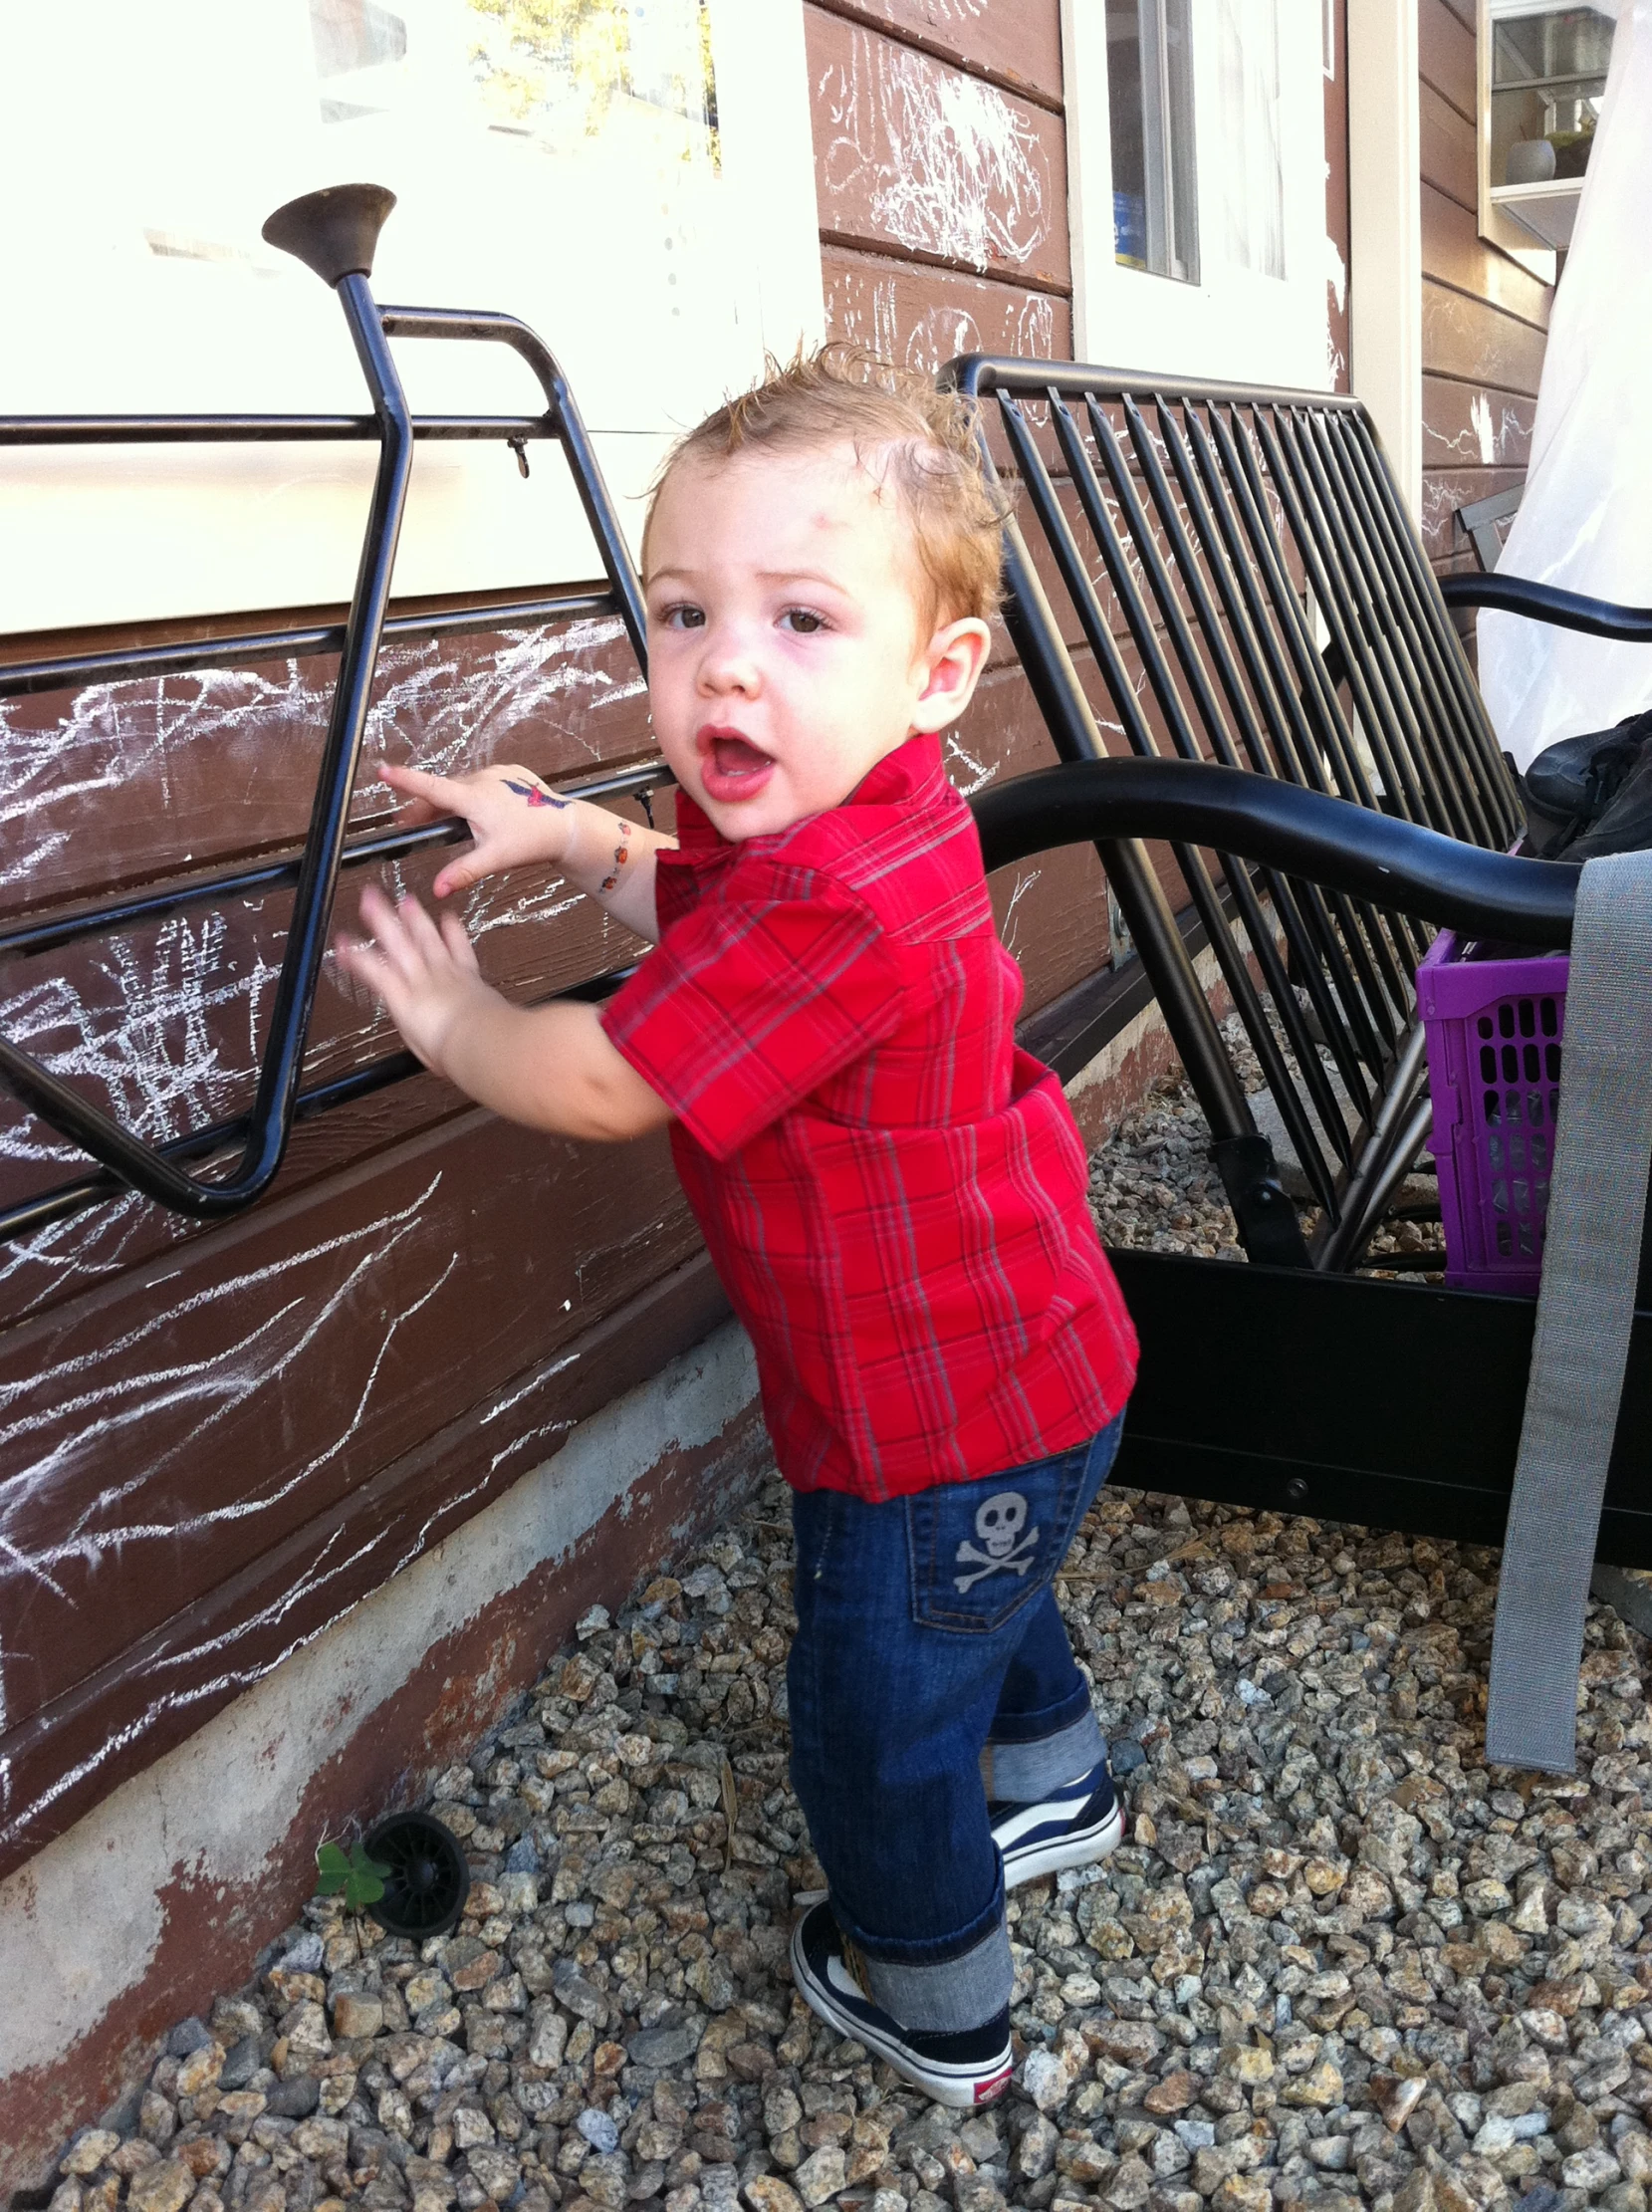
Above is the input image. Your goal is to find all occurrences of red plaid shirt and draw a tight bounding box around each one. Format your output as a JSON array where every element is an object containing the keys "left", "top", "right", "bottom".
[{"left": 601, "top": 734, "right": 1137, "bottom": 1501}]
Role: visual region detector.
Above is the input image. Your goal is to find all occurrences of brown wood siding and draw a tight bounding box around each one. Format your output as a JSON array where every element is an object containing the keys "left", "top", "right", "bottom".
[
  {"left": 3, "top": 0, "right": 1365, "bottom": 1876},
  {"left": 0, "top": 1, "right": 1116, "bottom": 1878},
  {"left": 0, "top": 525, "right": 1108, "bottom": 1877},
  {"left": 807, "top": 0, "right": 1063, "bottom": 111},
  {"left": 1419, "top": 0, "right": 1552, "bottom": 582},
  {"left": 808, "top": 0, "right": 1101, "bottom": 1012},
  {"left": 809, "top": 7, "right": 1070, "bottom": 290}
]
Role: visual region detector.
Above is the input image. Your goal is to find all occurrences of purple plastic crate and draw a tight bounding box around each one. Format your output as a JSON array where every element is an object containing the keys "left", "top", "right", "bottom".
[{"left": 1416, "top": 930, "right": 1569, "bottom": 1294}]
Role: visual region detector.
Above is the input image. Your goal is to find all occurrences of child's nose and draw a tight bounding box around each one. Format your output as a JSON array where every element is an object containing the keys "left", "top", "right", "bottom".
[{"left": 700, "top": 626, "right": 762, "bottom": 693}]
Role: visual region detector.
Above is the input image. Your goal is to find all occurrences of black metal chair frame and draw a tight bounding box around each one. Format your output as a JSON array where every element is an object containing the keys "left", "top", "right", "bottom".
[
  {"left": 947, "top": 353, "right": 1652, "bottom": 1555},
  {"left": 0, "top": 184, "right": 669, "bottom": 1244},
  {"left": 1457, "top": 482, "right": 1525, "bottom": 574},
  {"left": 945, "top": 354, "right": 1652, "bottom": 1276}
]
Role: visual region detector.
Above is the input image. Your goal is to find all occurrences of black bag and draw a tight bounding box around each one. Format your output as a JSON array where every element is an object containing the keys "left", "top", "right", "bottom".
[{"left": 1520, "top": 706, "right": 1652, "bottom": 860}]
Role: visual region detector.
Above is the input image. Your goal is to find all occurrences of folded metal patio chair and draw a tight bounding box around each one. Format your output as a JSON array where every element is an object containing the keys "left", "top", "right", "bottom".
[{"left": 951, "top": 355, "right": 1652, "bottom": 1770}]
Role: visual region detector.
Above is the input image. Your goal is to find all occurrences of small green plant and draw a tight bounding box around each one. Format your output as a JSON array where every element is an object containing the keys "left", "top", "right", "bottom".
[{"left": 315, "top": 1839, "right": 391, "bottom": 1915}]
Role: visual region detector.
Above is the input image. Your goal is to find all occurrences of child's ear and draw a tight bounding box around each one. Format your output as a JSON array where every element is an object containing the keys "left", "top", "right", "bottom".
[{"left": 911, "top": 617, "right": 992, "bottom": 733}]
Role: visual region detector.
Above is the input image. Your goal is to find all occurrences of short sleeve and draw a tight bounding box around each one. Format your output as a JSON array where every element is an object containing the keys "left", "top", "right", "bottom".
[{"left": 600, "top": 878, "right": 903, "bottom": 1160}]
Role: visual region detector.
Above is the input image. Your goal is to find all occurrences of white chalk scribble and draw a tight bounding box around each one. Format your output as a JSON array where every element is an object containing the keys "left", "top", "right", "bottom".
[{"left": 820, "top": 29, "right": 1050, "bottom": 274}]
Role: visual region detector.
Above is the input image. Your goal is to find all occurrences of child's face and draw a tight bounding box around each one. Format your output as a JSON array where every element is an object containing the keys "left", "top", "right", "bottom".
[{"left": 643, "top": 443, "right": 990, "bottom": 842}]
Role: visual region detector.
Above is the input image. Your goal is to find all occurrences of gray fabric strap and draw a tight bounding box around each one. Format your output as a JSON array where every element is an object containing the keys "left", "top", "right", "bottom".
[{"left": 1486, "top": 850, "right": 1652, "bottom": 1775}]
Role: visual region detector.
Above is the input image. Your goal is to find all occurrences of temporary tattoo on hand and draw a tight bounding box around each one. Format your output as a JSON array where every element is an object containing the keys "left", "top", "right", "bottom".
[
  {"left": 503, "top": 776, "right": 567, "bottom": 810},
  {"left": 600, "top": 818, "right": 633, "bottom": 894}
]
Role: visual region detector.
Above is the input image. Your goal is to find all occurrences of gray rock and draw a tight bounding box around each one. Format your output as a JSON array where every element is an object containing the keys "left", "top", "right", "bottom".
[
  {"left": 1560, "top": 2146, "right": 1623, "bottom": 2191},
  {"left": 578, "top": 2107, "right": 621, "bottom": 2154},
  {"left": 60, "top": 2132, "right": 120, "bottom": 2178},
  {"left": 279, "top": 1932, "right": 326, "bottom": 1973},
  {"left": 264, "top": 2074, "right": 321, "bottom": 2118},
  {"left": 218, "top": 2035, "right": 265, "bottom": 2089},
  {"left": 165, "top": 2018, "right": 214, "bottom": 2059},
  {"left": 792, "top": 2146, "right": 845, "bottom": 2207},
  {"left": 1015, "top": 2116, "right": 1059, "bottom": 2181},
  {"left": 552, "top": 1958, "right": 607, "bottom": 2025},
  {"left": 95, "top": 2085, "right": 143, "bottom": 2139},
  {"left": 465, "top": 2146, "right": 523, "bottom": 2198},
  {"left": 125, "top": 2162, "right": 194, "bottom": 2212},
  {"left": 629, "top": 2020, "right": 704, "bottom": 2069}
]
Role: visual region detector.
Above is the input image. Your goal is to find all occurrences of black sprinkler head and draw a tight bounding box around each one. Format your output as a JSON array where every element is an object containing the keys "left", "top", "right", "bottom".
[{"left": 363, "top": 1809, "right": 471, "bottom": 1938}]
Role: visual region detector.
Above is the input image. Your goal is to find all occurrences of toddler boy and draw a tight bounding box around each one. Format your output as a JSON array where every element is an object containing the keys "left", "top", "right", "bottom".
[{"left": 337, "top": 351, "right": 1138, "bottom": 2105}]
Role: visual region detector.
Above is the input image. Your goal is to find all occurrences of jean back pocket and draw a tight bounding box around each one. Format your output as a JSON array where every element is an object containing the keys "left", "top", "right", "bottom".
[{"left": 905, "top": 1439, "right": 1096, "bottom": 1634}]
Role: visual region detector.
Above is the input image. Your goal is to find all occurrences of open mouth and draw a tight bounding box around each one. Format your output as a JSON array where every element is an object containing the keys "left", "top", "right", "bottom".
[{"left": 698, "top": 726, "right": 775, "bottom": 804}]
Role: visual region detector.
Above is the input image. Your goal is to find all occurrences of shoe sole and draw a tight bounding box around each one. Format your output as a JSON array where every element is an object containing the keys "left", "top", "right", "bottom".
[
  {"left": 999, "top": 1794, "right": 1126, "bottom": 1889},
  {"left": 788, "top": 1918, "right": 1013, "bottom": 2107}
]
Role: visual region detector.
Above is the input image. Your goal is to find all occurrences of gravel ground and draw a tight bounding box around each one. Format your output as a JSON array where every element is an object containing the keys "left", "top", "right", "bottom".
[
  {"left": 1084, "top": 1025, "right": 1448, "bottom": 1279},
  {"left": 45, "top": 1078, "right": 1652, "bottom": 2212}
]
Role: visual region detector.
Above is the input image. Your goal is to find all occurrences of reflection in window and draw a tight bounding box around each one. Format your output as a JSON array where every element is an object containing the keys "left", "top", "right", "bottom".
[
  {"left": 1214, "top": 0, "right": 1286, "bottom": 280},
  {"left": 466, "top": 0, "right": 718, "bottom": 162},
  {"left": 1106, "top": 0, "right": 1199, "bottom": 284},
  {"left": 311, "top": 0, "right": 409, "bottom": 123}
]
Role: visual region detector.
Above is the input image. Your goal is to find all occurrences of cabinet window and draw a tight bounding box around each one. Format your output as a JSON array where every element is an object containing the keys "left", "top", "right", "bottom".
[
  {"left": 1479, "top": 1, "right": 1615, "bottom": 258},
  {"left": 1491, "top": 5, "right": 1611, "bottom": 185},
  {"left": 1106, "top": 0, "right": 1200, "bottom": 283}
]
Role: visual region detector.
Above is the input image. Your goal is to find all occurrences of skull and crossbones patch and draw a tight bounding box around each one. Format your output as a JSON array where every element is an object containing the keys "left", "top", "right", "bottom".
[{"left": 954, "top": 1491, "right": 1041, "bottom": 1591}]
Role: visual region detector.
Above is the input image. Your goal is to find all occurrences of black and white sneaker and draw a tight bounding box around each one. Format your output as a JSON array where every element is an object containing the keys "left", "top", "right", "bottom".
[
  {"left": 789, "top": 1900, "right": 1014, "bottom": 2107},
  {"left": 990, "top": 1758, "right": 1125, "bottom": 1888}
]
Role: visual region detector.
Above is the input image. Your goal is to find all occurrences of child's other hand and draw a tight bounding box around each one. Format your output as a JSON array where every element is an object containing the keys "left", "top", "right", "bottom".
[
  {"left": 374, "top": 759, "right": 575, "bottom": 899},
  {"left": 335, "top": 883, "right": 496, "bottom": 1077}
]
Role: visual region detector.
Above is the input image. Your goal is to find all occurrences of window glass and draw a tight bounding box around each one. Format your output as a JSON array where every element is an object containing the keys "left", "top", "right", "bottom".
[
  {"left": 1106, "top": 0, "right": 1200, "bottom": 284},
  {"left": 1490, "top": 5, "right": 1613, "bottom": 187},
  {"left": 1214, "top": 0, "right": 1287, "bottom": 279},
  {"left": 1067, "top": 0, "right": 1328, "bottom": 386}
]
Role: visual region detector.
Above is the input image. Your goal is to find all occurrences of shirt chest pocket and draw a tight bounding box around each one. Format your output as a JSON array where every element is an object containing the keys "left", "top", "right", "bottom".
[{"left": 904, "top": 1442, "right": 1093, "bottom": 1634}]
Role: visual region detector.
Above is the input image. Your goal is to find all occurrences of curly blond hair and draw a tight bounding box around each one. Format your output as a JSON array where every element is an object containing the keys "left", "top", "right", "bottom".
[{"left": 641, "top": 346, "right": 1011, "bottom": 628}]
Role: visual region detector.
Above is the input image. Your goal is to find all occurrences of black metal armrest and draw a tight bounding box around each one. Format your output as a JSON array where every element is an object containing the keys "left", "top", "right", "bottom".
[
  {"left": 971, "top": 757, "right": 1577, "bottom": 948},
  {"left": 1440, "top": 573, "right": 1652, "bottom": 643}
]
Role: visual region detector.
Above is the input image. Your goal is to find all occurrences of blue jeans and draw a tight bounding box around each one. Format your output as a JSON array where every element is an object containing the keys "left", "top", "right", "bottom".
[{"left": 787, "top": 1415, "right": 1122, "bottom": 2032}]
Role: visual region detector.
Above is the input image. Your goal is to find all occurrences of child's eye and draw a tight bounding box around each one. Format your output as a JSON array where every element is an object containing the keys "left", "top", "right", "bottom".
[
  {"left": 781, "top": 608, "right": 827, "bottom": 634},
  {"left": 658, "top": 603, "right": 706, "bottom": 629}
]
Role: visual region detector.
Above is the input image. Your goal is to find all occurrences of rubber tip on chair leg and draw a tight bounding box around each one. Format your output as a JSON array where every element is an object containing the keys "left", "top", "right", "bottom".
[{"left": 262, "top": 182, "right": 397, "bottom": 287}]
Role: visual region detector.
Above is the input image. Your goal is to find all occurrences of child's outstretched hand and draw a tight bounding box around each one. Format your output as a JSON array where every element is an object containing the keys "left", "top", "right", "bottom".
[
  {"left": 335, "top": 882, "right": 496, "bottom": 1078},
  {"left": 334, "top": 881, "right": 671, "bottom": 1140},
  {"left": 374, "top": 759, "right": 575, "bottom": 899}
]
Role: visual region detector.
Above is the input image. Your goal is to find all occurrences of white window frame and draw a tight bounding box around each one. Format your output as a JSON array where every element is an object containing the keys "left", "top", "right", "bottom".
[
  {"left": 1346, "top": 0, "right": 1422, "bottom": 520},
  {"left": 0, "top": 0, "right": 824, "bottom": 637},
  {"left": 1062, "top": 0, "right": 1331, "bottom": 390}
]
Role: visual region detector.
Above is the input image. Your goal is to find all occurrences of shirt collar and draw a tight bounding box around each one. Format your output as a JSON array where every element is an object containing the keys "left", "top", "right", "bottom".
[{"left": 670, "top": 732, "right": 946, "bottom": 855}]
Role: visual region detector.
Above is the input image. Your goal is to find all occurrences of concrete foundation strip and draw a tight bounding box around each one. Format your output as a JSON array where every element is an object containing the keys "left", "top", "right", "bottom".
[{"left": 1487, "top": 850, "right": 1652, "bottom": 1775}]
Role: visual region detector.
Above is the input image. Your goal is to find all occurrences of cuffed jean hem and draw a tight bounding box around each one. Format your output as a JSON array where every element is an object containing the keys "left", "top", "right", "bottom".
[
  {"left": 830, "top": 1854, "right": 1006, "bottom": 1976},
  {"left": 855, "top": 1913, "right": 1014, "bottom": 2033},
  {"left": 981, "top": 1704, "right": 1105, "bottom": 1803}
]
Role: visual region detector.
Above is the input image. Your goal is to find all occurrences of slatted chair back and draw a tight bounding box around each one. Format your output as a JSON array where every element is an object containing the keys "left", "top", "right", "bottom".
[{"left": 946, "top": 356, "right": 1525, "bottom": 1269}]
